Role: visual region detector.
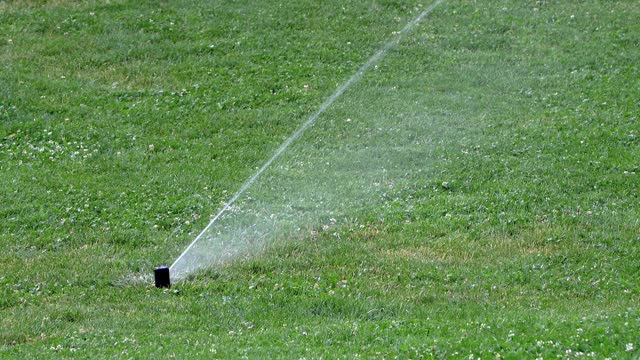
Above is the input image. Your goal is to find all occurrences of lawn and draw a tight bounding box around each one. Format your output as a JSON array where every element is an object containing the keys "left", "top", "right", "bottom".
[{"left": 1, "top": 0, "right": 639, "bottom": 358}]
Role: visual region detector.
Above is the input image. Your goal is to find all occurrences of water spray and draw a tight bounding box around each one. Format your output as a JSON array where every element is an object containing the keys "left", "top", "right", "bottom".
[{"left": 154, "top": 0, "right": 445, "bottom": 286}]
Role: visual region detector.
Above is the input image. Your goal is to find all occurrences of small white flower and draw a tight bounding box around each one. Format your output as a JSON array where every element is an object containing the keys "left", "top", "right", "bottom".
[{"left": 626, "top": 343, "right": 634, "bottom": 352}]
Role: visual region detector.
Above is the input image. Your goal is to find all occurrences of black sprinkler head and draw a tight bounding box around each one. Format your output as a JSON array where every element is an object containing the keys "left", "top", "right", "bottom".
[{"left": 154, "top": 266, "right": 171, "bottom": 288}]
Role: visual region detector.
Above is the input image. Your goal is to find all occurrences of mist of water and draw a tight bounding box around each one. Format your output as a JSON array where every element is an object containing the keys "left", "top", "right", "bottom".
[{"left": 170, "top": 0, "right": 446, "bottom": 280}]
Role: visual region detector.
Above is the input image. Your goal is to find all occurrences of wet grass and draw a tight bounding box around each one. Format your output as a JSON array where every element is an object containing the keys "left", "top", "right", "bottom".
[{"left": 1, "top": 0, "right": 639, "bottom": 357}]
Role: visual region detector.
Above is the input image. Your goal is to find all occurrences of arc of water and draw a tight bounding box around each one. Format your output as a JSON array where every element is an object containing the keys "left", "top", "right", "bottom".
[{"left": 170, "top": 0, "right": 445, "bottom": 273}]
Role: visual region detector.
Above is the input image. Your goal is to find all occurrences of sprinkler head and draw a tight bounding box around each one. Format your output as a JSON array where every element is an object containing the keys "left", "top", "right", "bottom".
[{"left": 154, "top": 266, "right": 171, "bottom": 288}]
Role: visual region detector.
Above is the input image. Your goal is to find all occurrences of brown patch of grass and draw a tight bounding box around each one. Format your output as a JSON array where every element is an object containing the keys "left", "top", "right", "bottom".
[{"left": 377, "top": 228, "right": 558, "bottom": 265}]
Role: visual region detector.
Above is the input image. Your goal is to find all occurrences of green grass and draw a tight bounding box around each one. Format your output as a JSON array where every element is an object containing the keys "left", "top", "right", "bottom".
[{"left": 1, "top": 0, "right": 639, "bottom": 357}]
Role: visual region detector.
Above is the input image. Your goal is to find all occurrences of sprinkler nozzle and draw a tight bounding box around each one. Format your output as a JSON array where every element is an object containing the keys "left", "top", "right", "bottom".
[{"left": 154, "top": 266, "right": 171, "bottom": 288}]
